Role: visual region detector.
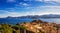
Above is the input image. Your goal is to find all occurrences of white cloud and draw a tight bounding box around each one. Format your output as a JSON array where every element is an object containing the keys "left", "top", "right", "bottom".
[
  {"left": 0, "top": 10, "right": 20, "bottom": 18},
  {"left": 24, "top": 0, "right": 32, "bottom": 1},
  {"left": 26, "top": 6, "right": 60, "bottom": 15},
  {"left": 19, "top": 2, "right": 29, "bottom": 6},
  {"left": 36, "top": 0, "right": 60, "bottom": 2},
  {"left": 7, "top": 0, "right": 16, "bottom": 2},
  {"left": 51, "top": 0, "right": 60, "bottom": 2},
  {"left": 0, "top": 6, "right": 60, "bottom": 18},
  {"left": 0, "top": 10, "right": 36, "bottom": 18},
  {"left": 44, "top": 0, "right": 51, "bottom": 1},
  {"left": 41, "top": 0, "right": 60, "bottom": 2},
  {"left": 16, "top": 2, "right": 30, "bottom": 7},
  {"left": 34, "top": 0, "right": 42, "bottom": 1},
  {"left": 24, "top": 0, "right": 60, "bottom": 2},
  {"left": 39, "top": 6, "right": 60, "bottom": 9}
]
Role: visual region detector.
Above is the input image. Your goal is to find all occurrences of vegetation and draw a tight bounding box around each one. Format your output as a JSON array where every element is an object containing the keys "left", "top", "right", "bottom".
[
  {"left": 0, "top": 20, "right": 60, "bottom": 33},
  {"left": 0, "top": 23, "right": 26, "bottom": 33}
]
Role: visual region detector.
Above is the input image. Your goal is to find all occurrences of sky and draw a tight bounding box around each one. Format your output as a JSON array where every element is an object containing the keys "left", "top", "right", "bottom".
[{"left": 0, "top": 0, "right": 60, "bottom": 18}]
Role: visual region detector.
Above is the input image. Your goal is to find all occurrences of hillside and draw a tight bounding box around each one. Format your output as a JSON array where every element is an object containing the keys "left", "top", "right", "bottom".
[{"left": 0, "top": 20, "right": 60, "bottom": 33}]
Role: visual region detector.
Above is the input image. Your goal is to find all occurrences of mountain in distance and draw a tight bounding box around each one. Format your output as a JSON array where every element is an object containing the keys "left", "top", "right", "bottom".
[
  {"left": 40, "top": 14, "right": 60, "bottom": 18},
  {"left": 6, "top": 14, "right": 60, "bottom": 18},
  {"left": 0, "top": 14, "right": 60, "bottom": 24},
  {"left": 1, "top": 14, "right": 60, "bottom": 19}
]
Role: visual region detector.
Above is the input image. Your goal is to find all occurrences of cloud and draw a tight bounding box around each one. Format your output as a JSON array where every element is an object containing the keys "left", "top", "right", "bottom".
[
  {"left": 7, "top": 0, "right": 16, "bottom": 2},
  {"left": 0, "top": 6, "right": 60, "bottom": 18},
  {"left": 0, "top": 10, "right": 36, "bottom": 18},
  {"left": 16, "top": 2, "right": 30, "bottom": 7},
  {"left": 24, "top": 0, "right": 32, "bottom": 1},
  {"left": 38, "top": 6, "right": 60, "bottom": 9},
  {"left": 19, "top": 2, "right": 29, "bottom": 6},
  {"left": 23, "top": 0, "right": 60, "bottom": 6},
  {"left": 35, "top": 0, "right": 42, "bottom": 1},
  {"left": 0, "top": 10, "right": 20, "bottom": 18},
  {"left": 27, "top": 6, "right": 60, "bottom": 15},
  {"left": 24, "top": 0, "right": 60, "bottom": 2},
  {"left": 41, "top": 0, "right": 60, "bottom": 3}
]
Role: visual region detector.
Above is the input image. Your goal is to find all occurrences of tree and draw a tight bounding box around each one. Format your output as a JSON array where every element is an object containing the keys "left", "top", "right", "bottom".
[
  {"left": 1, "top": 24, "right": 13, "bottom": 33},
  {"left": 20, "top": 25, "right": 26, "bottom": 33}
]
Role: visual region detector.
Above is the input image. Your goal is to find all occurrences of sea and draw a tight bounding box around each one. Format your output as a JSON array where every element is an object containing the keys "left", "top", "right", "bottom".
[{"left": 0, "top": 18, "right": 60, "bottom": 24}]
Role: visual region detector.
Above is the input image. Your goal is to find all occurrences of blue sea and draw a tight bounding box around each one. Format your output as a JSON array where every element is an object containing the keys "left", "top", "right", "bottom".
[
  {"left": 0, "top": 18, "right": 60, "bottom": 24},
  {"left": 40, "top": 18, "right": 60, "bottom": 24}
]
